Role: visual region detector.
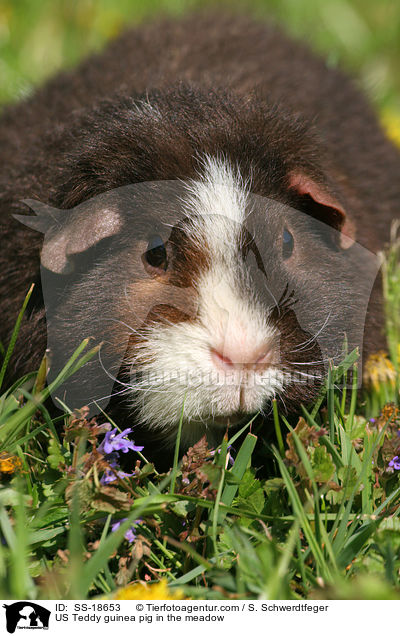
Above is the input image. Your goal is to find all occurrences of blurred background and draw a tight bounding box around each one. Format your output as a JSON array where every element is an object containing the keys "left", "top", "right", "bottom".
[{"left": 0, "top": 0, "right": 399, "bottom": 116}]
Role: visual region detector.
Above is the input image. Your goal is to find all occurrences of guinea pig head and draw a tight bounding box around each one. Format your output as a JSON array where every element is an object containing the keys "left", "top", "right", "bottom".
[{"left": 18, "top": 157, "right": 380, "bottom": 448}]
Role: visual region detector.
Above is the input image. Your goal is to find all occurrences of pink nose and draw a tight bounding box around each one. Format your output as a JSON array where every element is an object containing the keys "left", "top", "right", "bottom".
[{"left": 210, "top": 344, "right": 273, "bottom": 371}]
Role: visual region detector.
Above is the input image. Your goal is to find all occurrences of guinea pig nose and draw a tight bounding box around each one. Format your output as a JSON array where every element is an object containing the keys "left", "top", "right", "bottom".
[{"left": 210, "top": 345, "right": 273, "bottom": 371}]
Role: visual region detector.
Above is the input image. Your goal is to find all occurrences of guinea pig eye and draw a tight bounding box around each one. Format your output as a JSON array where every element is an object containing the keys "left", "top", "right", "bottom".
[
  {"left": 282, "top": 228, "right": 294, "bottom": 259},
  {"left": 143, "top": 235, "right": 168, "bottom": 272}
]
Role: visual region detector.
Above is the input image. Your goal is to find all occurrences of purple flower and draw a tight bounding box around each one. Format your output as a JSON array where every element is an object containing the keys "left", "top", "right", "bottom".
[
  {"left": 98, "top": 428, "right": 144, "bottom": 455},
  {"left": 97, "top": 428, "right": 144, "bottom": 485},
  {"left": 100, "top": 467, "right": 134, "bottom": 485},
  {"left": 111, "top": 518, "right": 141, "bottom": 543},
  {"left": 388, "top": 455, "right": 400, "bottom": 471},
  {"left": 100, "top": 452, "right": 134, "bottom": 484}
]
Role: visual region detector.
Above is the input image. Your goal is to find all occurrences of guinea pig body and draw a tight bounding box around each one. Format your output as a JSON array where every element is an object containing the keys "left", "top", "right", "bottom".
[{"left": 0, "top": 14, "right": 399, "bottom": 448}]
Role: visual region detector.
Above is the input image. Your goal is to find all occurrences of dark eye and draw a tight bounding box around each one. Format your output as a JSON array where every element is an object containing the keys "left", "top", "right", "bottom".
[
  {"left": 143, "top": 235, "right": 168, "bottom": 272},
  {"left": 282, "top": 228, "right": 294, "bottom": 259}
]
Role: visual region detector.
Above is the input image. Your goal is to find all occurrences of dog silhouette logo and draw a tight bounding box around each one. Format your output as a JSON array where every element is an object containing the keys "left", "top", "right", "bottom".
[{"left": 3, "top": 602, "right": 50, "bottom": 633}]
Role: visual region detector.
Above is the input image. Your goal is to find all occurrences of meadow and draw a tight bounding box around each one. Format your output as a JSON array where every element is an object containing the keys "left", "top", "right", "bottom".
[{"left": 0, "top": 0, "right": 399, "bottom": 600}]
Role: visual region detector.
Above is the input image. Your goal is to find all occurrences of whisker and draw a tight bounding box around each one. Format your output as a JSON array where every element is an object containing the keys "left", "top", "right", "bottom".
[
  {"left": 289, "top": 354, "right": 341, "bottom": 366},
  {"left": 263, "top": 282, "right": 281, "bottom": 315},
  {"left": 97, "top": 348, "right": 178, "bottom": 395},
  {"left": 107, "top": 316, "right": 149, "bottom": 340},
  {"left": 86, "top": 384, "right": 131, "bottom": 408},
  {"left": 281, "top": 367, "right": 323, "bottom": 381},
  {"left": 277, "top": 392, "right": 289, "bottom": 416},
  {"left": 290, "top": 311, "right": 332, "bottom": 353}
]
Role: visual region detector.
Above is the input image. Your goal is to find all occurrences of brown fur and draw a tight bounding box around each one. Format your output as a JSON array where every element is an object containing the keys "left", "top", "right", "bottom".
[{"left": 1, "top": 12, "right": 399, "bottom": 394}]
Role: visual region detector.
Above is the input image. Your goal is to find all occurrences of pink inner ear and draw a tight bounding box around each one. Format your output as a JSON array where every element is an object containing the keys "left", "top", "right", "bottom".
[{"left": 289, "top": 172, "right": 355, "bottom": 249}]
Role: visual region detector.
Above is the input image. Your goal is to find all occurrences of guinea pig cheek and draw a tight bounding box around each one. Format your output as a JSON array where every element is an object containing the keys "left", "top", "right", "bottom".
[{"left": 123, "top": 276, "right": 199, "bottom": 337}]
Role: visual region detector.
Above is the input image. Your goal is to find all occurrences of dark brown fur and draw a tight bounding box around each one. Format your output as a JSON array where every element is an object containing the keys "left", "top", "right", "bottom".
[{"left": 1, "top": 12, "right": 399, "bottom": 393}]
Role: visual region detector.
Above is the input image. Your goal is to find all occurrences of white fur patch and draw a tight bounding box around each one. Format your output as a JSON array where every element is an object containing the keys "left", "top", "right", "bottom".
[
  {"left": 182, "top": 155, "right": 251, "bottom": 259},
  {"left": 127, "top": 156, "right": 285, "bottom": 446}
]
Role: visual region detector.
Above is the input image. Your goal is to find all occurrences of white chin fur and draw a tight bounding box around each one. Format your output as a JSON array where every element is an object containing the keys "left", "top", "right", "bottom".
[
  {"left": 127, "top": 319, "right": 285, "bottom": 448},
  {"left": 126, "top": 156, "right": 285, "bottom": 447}
]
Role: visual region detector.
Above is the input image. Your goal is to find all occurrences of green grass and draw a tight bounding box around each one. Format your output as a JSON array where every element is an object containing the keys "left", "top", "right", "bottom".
[{"left": 0, "top": 235, "right": 399, "bottom": 600}]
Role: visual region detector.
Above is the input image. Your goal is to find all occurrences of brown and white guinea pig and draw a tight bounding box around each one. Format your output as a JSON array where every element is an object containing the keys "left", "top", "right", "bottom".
[{"left": 0, "top": 13, "right": 399, "bottom": 449}]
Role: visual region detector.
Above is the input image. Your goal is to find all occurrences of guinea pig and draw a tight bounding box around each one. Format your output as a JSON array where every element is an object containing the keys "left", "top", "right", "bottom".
[{"left": 0, "top": 13, "right": 399, "bottom": 449}]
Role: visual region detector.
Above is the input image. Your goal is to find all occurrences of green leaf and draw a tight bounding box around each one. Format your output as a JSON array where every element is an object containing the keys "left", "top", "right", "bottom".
[
  {"left": 170, "top": 500, "right": 194, "bottom": 518},
  {"left": 236, "top": 469, "right": 265, "bottom": 515},
  {"left": 0, "top": 394, "right": 20, "bottom": 421},
  {"left": 200, "top": 463, "right": 223, "bottom": 490},
  {"left": 90, "top": 486, "right": 132, "bottom": 514},
  {"left": 348, "top": 415, "right": 368, "bottom": 440},
  {"left": 47, "top": 436, "right": 69, "bottom": 470},
  {"left": 310, "top": 445, "right": 335, "bottom": 483},
  {"left": 220, "top": 433, "right": 257, "bottom": 518},
  {"left": 338, "top": 465, "right": 359, "bottom": 495},
  {"left": 0, "top": 488, "right": 31, "bottom": 507},
  {"left": 28, "top": 526, "right": 66, "bottom": 545},
  {"left": 337, "top": 520, "right": 379, "bottom": 569}
]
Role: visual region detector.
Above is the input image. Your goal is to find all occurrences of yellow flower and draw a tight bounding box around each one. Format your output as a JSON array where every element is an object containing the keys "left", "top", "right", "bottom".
[
  {"left": 380, "top": 403, "right": 400, "bottom": 422},
  {"left": 381, "top": 110, "right": 400, "bottom": 148},
  {"left": 363, "top": 350, "right": 397, "bottom": 391},
  {"left": 0, "top": 452, "right": 22, "bottom": 476},
  {"left": 113, "top": 579, "right": 185, "bottom": 600}
]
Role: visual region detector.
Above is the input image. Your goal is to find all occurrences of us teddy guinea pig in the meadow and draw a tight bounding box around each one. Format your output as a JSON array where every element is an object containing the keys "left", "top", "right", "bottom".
[{"left": 0, "top": 13, "right": 399, "bottom": 449}]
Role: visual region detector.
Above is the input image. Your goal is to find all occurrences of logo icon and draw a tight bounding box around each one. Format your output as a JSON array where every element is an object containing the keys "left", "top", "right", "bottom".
[{"left": 3, "top": 602, "right": 50, "bottom": 633}]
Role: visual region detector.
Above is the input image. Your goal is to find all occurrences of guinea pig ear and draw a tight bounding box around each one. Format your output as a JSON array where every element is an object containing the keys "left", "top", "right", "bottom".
[
  {"left": 16, "top": 199, "right": 122, "bottom": 274},
  {"left": 288, "top": 172, "right": 355, "bottom": 249}
]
